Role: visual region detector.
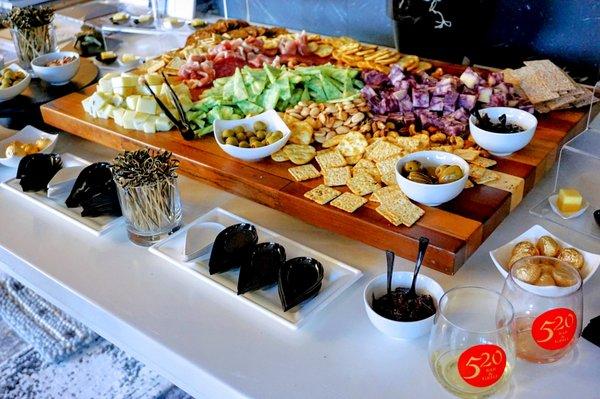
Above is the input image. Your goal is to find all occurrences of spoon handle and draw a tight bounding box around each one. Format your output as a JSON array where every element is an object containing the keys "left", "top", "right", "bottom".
[
  {"left": 386, "top": 250, "right": 395, "bottom": 294},
  {"left": 410, "top": 237, "right": 429, "bottom": 294}
]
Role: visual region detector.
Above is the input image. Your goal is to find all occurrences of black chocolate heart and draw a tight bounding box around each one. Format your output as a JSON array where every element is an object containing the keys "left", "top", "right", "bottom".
[
  {"left": 237, "top": 242, "right": 286, "bottom": 295},
  {"left": 209, "top": 223, "right": 258, "bottom": 274},
  {"left": 278, "top": 257, "right": 324, "bottom": 312}
]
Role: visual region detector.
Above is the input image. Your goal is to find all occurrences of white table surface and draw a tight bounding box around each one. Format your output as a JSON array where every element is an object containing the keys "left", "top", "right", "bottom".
[{"left": 0, "top": 132, "right": 599, "bottom": 399}]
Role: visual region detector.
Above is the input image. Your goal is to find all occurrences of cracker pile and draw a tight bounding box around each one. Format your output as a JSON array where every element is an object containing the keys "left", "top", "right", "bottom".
[
  {"left": 273, "top": 125, "right": 499, "bottom": 227},
  {"left": 504, "top": 60, "right": 597, "bottom": 113}
]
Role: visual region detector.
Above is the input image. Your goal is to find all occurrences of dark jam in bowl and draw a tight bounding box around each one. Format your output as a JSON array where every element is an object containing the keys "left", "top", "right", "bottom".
[
  {"left": 475, "top": 113, "right": 525, "bottom": 133},
  {"left": 372, "top": 287, "right": 436, "bottom": 322}
]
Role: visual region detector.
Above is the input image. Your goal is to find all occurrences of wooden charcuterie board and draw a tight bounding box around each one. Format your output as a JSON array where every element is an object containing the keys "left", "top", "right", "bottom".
[{"left": 40, "top": 73, "right": 592, "bottom": 275}]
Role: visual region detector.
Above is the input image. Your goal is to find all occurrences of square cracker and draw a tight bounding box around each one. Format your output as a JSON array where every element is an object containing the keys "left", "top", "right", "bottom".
[
  {"left": 347, "top": 173, "right": 381, "bottom": 196},
  {"left": 469, "top": 164, "right": 487, "bottom": 180},
  {"left": 288, "top": 164, "right": 321, "bottom": 182},
  {"left": 352, "top": 159, "right": 381, "bottom": 181},
  {"left": 376, "top": 154, "right": 403, "bottom": 177},
  {"left": 380, "top": 172, "right": 397, "bottom": 186},
  {"left": 304, "top": 184, "right": 341, "bottom": 205},
  {"left": 454, "top": 148, "right": 480, "bottom": 162},
  {"left": 523, "top": 60, "right": 576, "bottom": 93},
  {"left": 474, "top": 169, "right": 499, "bottom": 185},
  {"left": 470, "top": 156, "right": 497, "bottom": 168},
  {"left": 370, "top": 185, "right": 401, "bottom": 202},
  {"left": 315, "top": 150, "right": 347, "bottom": 170},
  {"left": 376, "top": 200, "right": 424, "bottom": 227},
  {"left": 330, "top": 192, "right": 367, "bottom": 213},
  {"left": 365, "top": 140, "right": 403, "bottom": 162},
  {"left": 376, "top": 185, "right": 408, "bottom": 205},
  {"left": 323, "top": 166, "right": 352, "bottom": 187}
]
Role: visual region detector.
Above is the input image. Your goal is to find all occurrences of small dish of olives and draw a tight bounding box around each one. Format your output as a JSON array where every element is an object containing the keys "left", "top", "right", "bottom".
[
  {"left": 213, "top": 110, "right": 291, "bottom": 162},
  {"left": 395, "top": 151, "right": 469, "bottom": 206}
]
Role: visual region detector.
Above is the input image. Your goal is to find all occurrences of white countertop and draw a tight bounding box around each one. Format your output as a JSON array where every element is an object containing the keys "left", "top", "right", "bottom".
[{"left": 0, "top": 132, "right": 599, "bottom": 399}]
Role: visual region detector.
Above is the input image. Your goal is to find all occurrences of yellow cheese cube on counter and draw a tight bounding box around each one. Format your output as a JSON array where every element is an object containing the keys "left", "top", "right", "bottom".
[{"left": 557, "top": 188, "right": 583, "bottom": 213}]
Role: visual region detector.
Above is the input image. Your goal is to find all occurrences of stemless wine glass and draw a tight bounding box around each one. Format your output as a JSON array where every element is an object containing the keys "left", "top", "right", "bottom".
[
  {"left": 428, "top": 286, "right": 515, "bottom": 399},
  {"left": 501, "top": 256, "right": 583, "bottom": 364}
]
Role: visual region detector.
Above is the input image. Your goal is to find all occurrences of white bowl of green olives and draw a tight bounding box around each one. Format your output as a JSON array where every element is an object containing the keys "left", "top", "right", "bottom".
[
  {"left": 395, "top": 151, "right": 469, "bottom": 207},
  {"left": 214, "top": 110, "right": 291, "bottom": 162}
]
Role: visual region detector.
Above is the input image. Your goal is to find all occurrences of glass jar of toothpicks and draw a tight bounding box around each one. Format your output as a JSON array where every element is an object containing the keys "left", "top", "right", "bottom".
[{"left": 112, "top": 149, "right": 182, "bottom": 246}]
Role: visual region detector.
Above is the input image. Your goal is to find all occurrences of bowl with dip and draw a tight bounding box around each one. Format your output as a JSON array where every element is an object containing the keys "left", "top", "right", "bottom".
[{"left": 469, "top": 107, "right": 537, "bottom": 157}]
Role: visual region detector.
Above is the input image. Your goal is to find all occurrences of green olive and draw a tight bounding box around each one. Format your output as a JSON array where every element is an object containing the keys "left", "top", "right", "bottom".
[
  {"left": 434, "top": 165, "right": 449, "bottom": 179},
  {"left": 266, "top": 131, "right": 283, "bottom": 145},
  {"left": 225, "top": 137, "right": 239, "bottom": 146},
  {"left": 238, "top": 140, "right": 250, "bottom": 148},
  {"left": 235, "top": 132, "right": 246, "bottom": 141},
  {"left": 403, "top": 160, "right": 422, "bottom": 174},
  {"left": 407, "top": 171, "right": 434, "bottom": 184},
  {"left": 222, "top": 129, "right": 235, "bottom": 139},
  {"left": 438, "top": 165, "right": 463, "bottom": 184},
  {"left": 251, "top": 141, "right": 265, "bottom": 148},
  {"left": 233, "top": 126, "right": 244, "bottom": 134},
  {"left": 253, "top": 121, "right": 267, "bottom": 131},
  {"left": 246, "top": 130, "right": 256, "bottom": 138},
  {"left": 255, "top": 130, "right": 266, "bottom": 140}
]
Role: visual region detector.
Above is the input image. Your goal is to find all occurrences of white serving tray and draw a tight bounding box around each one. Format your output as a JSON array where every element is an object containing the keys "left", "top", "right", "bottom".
[
  {"left": 149, "top": 207, "right": 363, "bottom": 330},
  {"left": 489, "top": 224, "right": 600, "bottom": 285},
  {"left": 0, "top": 153, "right": 123, "bottom": 236}
]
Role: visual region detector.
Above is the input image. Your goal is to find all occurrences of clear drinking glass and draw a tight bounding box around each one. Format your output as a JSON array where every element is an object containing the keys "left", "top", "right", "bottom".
[
  {"left": 115, "top": 177, "right": 182, "bottom": 246},
  {"left": 428, "top": 286, "right": 515, "bottom": 399},
  {"left": 10, "top": 24, "right": 57, "bottom": 70},
  {"left": 501, "top": 256, "right": 583, "bottom": 364}
]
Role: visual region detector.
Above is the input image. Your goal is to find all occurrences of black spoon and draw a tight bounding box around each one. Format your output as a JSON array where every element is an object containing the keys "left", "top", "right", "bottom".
[
  {"left": 407, "top": 237, "right": 429, "bottom": 299},
  {"left": 386, "top": 249, "right": 395, "bottom": 296}
]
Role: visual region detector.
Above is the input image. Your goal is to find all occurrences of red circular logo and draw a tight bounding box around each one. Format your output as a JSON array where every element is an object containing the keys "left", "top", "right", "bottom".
[
  {"left": 531, "top": 308, "right": 577, "bottom": 350},
  {"left": 457, "top": 344, "right": 507, "bottom": 388}
]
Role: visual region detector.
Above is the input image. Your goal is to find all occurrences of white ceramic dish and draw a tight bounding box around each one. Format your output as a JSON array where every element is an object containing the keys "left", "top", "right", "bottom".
[
  {"left": 395, "top": 150, "right": 469, "bottom": 206},
  {"left": 469, "top": 107, "right": 537, "bottom": 156},
  {"left": 548, "top": 194, "right": 589, "bottom": 220},
  {"left": 489, "top": 224, "right": 599, "bottom": 286},
  {"left": 0, "top": 64, "right": 31, "bottom": 102},
  {"left": 0, "top": 125, "right": 58, "bottom": 168},
  {"left": 0, "top": 153, "right": 122, "bottom": 236},
  {"left": 31, "top": 51, "right": 80, "bottom": 86},
  {"left": 149, "top": 207, "right": 363, "bottom": 330},
  {"left": 183, "top": 222, "right": 225, "bottom": 261},
  {"left": 213, "top": 110, "right": 291, "bottom": 162},
  {"left": 363, "top": 271, "right": 444, "bottom": 339}
]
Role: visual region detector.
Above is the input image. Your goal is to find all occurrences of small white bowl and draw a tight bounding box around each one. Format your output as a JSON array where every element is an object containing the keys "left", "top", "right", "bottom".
[
  {"left": 214, "top": 110, "right": 291, "bottom": 162},
  {"left": 489, "top": 224, "right": 599, "bottom": 286},
  {"left": 548, "top": 194, "right": 589, "bottom": 220},
  {"left": 364, "top": 271, "right": 444, "bottom": 339},
  {"left": 0, "top": 64, "right": 31, "bottom": 102},
  {"left": 395, "top": 151, "right": 469, "bottom": 207},
  {"left": 0, "top": 126, "right": 58, "bottom": 168},
  {"left": 469, "top": 107, "right": 537, "bottom": 157},
  {"left": 31, "top": 51, "right": 80, "bottom": 86}
]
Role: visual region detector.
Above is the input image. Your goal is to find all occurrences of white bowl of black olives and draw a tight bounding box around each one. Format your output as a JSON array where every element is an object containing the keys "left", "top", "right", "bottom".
[
  {"left": 470, "top": 107, "right": 537, "bottom": 157},
  {"left": 395, "top": 151, "right": 469, "bottom": 207},
  {"left": 214, "top": 110, "right": 291, "bottom": 162}
]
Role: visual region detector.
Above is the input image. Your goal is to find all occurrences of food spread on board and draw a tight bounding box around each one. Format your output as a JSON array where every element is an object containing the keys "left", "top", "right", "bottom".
[{"left": 75, "top": 18, "right": 598, "bottom": 233}]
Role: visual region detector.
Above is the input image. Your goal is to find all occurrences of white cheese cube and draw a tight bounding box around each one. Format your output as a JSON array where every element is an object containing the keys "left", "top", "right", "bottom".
[
  {"left": 81, "top": 96, "right": 96, "bottom": 117},
  {"left": 145, "top": 73, "right": 164, "bottom": 86},
  {"left": 155, "top": 115, "right": 174, "bottom": 131},
  {"left": 143, "top": 116, "right": 158, "bottom": 134},
  {"left": 112, "top": 108, "right": 125, "bottom": 126},
  {"left": 96, "top": 104, "right": 114, "bottom": 119},
  {"left": 98, "top": 78, "right": 113, "bottom": 93},
  {"left": 122, "top": 110, "right": 136, "bottom": 130},
  {"left": 133, "top": 112, "right": 149, "bottom": 130},
  {"left": 111, "top": 74, "right": 139, "bottom": 88},
  {"left": 113, "top": 86, "right": 137, "bottom": 97},
  {"left": 126, "top": 95, "right": 141, "bottom": 111},
  {"left": 135, "top": 96, "right": 157, "bottom": 114},
  {"left": 111, "top": 94, "right": 124, "bottom": 107}
]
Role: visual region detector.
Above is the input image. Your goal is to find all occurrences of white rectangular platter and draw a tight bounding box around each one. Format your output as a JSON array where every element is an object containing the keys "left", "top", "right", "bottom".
[
  {"left": 1, "top": 153, "right": 122, "bottom": 236},
  {"left": 149, "top": 207, "right": 363, "bottom": 330}
]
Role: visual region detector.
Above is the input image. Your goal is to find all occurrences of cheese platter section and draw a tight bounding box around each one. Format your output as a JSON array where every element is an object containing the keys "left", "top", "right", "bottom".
[{"left": 40, "top": 19, "right": 595, "bottom": 274}]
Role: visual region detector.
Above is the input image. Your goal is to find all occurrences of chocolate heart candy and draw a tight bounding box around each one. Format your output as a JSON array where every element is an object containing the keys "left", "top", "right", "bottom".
[
  {"left": 237, "top": 242, "right": 286, "bottom": 295},
  {"left": 208, "top": 223, "right": 258, "bottom": 274},
  {"left": 278, "top": 257, "right": 324, "bottom": 312}
]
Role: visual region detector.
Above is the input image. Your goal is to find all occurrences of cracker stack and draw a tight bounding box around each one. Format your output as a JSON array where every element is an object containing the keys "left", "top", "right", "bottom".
[{"left": 504, "top": 60, "right": 597, "bottom": 113}]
